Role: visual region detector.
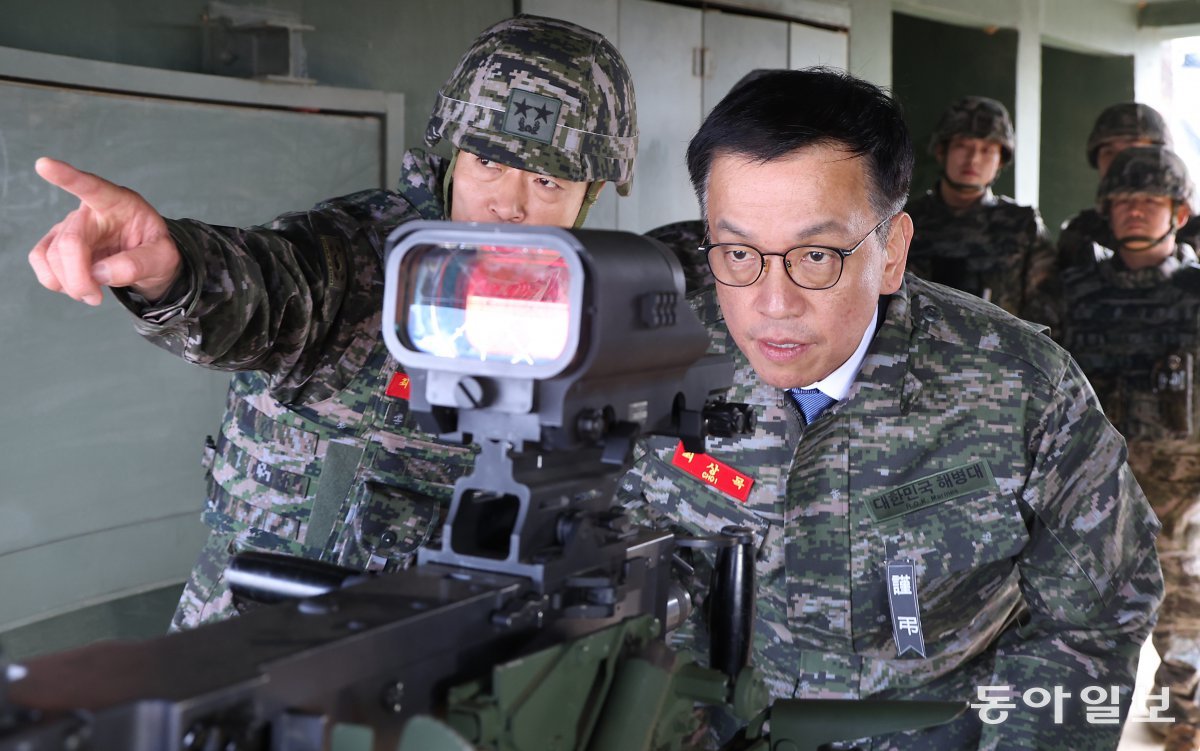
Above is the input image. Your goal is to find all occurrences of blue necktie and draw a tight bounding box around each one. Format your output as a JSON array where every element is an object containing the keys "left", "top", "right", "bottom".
[{"left": 789, "top": 387, "right": 837, "bottom": 424}]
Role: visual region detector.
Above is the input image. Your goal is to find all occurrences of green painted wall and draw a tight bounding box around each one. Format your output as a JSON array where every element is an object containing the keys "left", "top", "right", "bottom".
[
  {"left": 0, "top": 0, "right": 514, "bottom": 160},
  {"left": 891, "top": 12, "right": 1018, "bottom": 203},
  {"left": 1039, "top": 45, "right": 1134, "bottom": 239}
]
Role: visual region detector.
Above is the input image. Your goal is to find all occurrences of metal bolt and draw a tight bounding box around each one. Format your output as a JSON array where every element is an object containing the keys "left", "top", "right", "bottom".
[{"left": 455, "top": 377, "right": 487, "bottom": 408}]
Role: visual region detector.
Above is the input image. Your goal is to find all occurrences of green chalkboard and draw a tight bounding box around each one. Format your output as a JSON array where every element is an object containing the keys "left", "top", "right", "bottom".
[{"left": 0, "top": 45, "right": 403, "bottom": 635}]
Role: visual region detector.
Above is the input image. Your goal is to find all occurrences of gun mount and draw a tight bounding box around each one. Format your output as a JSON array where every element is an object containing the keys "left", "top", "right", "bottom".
[{"left": 0, "top": 223, "right": 962, "bottom": 750}]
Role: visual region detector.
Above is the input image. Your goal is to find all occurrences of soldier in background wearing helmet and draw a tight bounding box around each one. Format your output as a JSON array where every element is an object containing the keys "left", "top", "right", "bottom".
[
  {"left": 904, "top": 96, "right": 1056, "bottom": 324},
  {"left": 25, "top": 14, "right": 638, "bottom": 630},
  {"left": 1056, "top": 102, "right": 1200, "bottom": 271},
  {"left": 1059, "top": 146, "right": 1200, "bottom": 751}
]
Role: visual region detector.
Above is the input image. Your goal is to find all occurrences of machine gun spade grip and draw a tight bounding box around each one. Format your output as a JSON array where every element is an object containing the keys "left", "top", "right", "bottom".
[{"left": 710, "top": 525, "right": 756, "bottom": 680}]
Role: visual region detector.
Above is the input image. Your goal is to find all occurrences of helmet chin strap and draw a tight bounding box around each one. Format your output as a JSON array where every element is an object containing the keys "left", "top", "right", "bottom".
[
  {"left": 940, "top": 171, "right": 990, "bottom": 195},
  {"left": 572, "top": 182, "right": 606, "bottom": 228},
  {"left": 1115, "top": 212, "right": 1178, "bottom": 253},
  {"left": 441, "top": 150, "right": 459, "bottom": 219}
]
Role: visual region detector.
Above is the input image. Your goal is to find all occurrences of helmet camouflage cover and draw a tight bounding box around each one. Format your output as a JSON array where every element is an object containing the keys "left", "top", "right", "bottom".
[
  {"left": 425, "top": 14, "right": 638, "bottom": 195},
  {"left": 929, "top": 96, "right": 1015, "bottom": 164},
  {"left": 1086, "top": 102, "right": 1172, "bottom": 168},
  {"left": 1097, "top": 145, "right": 1193, "bottom": 213}
]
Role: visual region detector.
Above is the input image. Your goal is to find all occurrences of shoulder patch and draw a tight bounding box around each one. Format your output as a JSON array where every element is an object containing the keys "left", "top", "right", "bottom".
[
  {"left": 319, "top": 235, "right": 349, "bottom": 292},
  {"left": 670, "top": 442, "right": 754, "bottom": 502}
]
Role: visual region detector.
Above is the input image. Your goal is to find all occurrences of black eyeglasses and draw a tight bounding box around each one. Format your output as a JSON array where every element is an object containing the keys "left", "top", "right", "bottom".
[{"left": 700, "top": 215, "right": 892, "bottom": 290}]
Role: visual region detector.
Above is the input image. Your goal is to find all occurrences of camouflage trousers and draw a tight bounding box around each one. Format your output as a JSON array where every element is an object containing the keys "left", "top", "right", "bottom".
[{"left": 1129, "top": 442, "right": 1200, "bottom": 727}]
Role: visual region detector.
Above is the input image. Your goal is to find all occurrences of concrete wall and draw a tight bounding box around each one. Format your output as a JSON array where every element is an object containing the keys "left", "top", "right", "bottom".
[
  {"left": 0, "top": 0, "right": 1170, "bottom": 210},
  {"left": 0, "top": 0, "right": 513, "bottom": 161}
]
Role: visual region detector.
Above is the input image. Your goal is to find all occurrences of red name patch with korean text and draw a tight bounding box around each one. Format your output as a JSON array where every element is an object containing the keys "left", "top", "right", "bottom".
[
  {"left": 386, "top": 372, "right": 411, "bottom": 400},
  {"left": 671, "top": 442, "right": 754, "bottom": 503}
]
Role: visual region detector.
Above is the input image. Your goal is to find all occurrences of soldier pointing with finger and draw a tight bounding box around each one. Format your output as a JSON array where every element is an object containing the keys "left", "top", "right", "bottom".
[{"left": 28, "top": 14, "right": 639, "bottom": 630}]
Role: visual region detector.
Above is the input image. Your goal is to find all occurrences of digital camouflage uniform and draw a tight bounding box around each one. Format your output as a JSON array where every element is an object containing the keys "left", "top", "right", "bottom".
[
  {"left": 118, "top": 150, "right": 466, "bottom": 628},
  {"left": 906, "top": 96, "right": 1057, "bottom": 326},
  {"left": 905, "top": 186, "right": 1057, "bottom": 324},
  {"left": 619, "top": 276, "right": 1162, "bottom": 750},
  {"left": 1058, "top": 146, "right": 1200, "bottom": 736},
  {"left": 645, "top": 220, "right": 711, "bottom": 291},
  {"left": 111, "top": 14, "right": 638, "bottom": 630}
]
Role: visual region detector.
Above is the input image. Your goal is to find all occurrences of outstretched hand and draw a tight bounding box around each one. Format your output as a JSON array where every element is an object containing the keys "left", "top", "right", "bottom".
[{"left": 28, "top": 158, "right": 182, "bottom": 306}]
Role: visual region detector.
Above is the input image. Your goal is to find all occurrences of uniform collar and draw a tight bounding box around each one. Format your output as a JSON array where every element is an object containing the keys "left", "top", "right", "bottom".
[
  {"left": 928, "top": 181, "right": 999, "bottom": 211},
  {"left": 1104, "top": 242, "right": 1198, "bottom": 286},
  {"left": 798, "top": 307, "right": 878, "bottom": 402},
  {"left": 395, "top": 148, "right": 449, "bottom": 220},
  {"left": 841, "top": 281, "right": 917, "bottom": 419}
]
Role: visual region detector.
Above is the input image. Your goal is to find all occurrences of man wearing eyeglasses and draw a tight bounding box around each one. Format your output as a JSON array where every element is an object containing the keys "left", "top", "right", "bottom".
[{"left": 620, "top": 68, "right": 1162, "bottom": 749}]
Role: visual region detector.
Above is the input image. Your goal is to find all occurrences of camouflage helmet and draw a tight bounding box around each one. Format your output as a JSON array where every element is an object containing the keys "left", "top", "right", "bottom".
[
  {"left": 1086, "top": 102, "right": 1172, "bottom": 169},
  {"left": 425, "top": 14, "right": 638, "bottom": 196},
  {"left": 929, "top": 96, "right": 1014, "bottom": 165},
  {"left": 1096, "top": 145, "right": 1193, "bottom": 213}
]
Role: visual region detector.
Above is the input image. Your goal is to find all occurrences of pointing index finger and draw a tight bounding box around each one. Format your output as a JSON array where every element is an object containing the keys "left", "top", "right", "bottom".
[{"left": 35, "top": 157, "right": 127, "bottom": 213}]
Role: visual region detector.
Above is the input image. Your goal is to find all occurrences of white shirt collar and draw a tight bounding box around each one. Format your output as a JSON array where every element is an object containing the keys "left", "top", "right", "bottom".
[{"left": 797, "top": 306, "right": 879, "bottom": 402}]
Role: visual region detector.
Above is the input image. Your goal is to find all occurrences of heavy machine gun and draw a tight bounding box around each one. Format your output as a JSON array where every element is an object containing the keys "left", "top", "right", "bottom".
[{"left": 0, "top": 223, "right": 962, "bottom": 750}]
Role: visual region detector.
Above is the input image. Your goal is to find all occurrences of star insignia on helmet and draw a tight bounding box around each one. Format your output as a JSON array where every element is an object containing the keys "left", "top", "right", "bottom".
[{"left": 501, "top": 88, "right": 563, "bottom": 145}]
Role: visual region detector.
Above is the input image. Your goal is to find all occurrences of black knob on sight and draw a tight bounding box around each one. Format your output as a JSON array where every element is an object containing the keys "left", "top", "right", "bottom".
[{"left": 703, "top": 402, "right": 756, "bottom": 437}]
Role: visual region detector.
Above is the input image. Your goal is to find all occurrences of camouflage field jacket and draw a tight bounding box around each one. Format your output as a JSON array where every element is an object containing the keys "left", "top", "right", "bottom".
[
  {"left": 117, "top": 150, "right": 472, "bottom": 574},
  {"left": 619, "top": 275, "right": 1162, "bottom": 750}
]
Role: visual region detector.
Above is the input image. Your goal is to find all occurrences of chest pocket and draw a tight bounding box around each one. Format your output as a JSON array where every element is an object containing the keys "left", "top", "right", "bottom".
[
  {"left": 336, "top": 481, "right": 443, "bottom": 572},
  {"left": 876, "top": 488, "right": 1029, "bottom": 614},
  {"left": 333, "top": 432, "right": 476, "bottom": 571}
]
